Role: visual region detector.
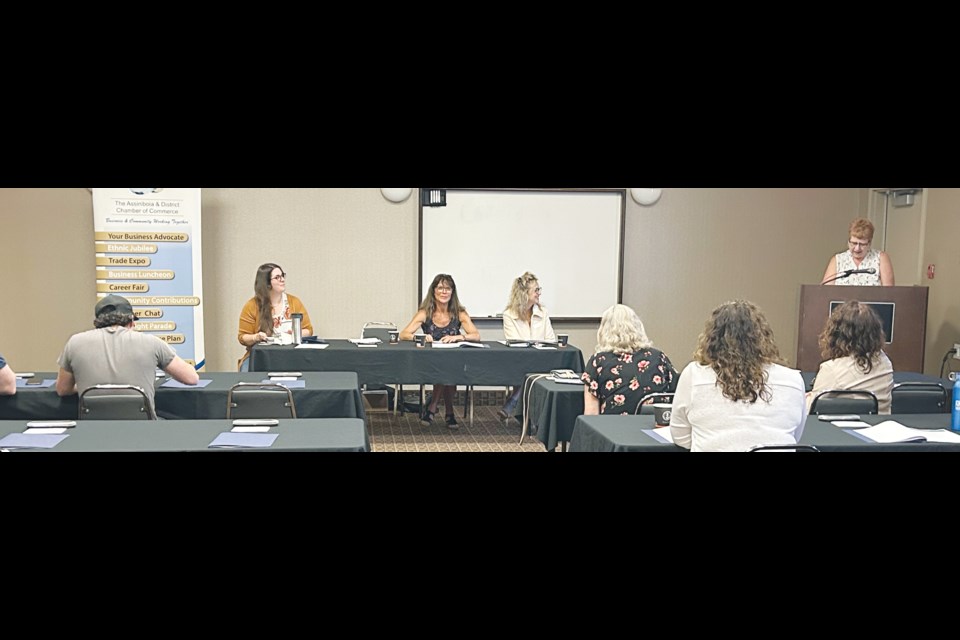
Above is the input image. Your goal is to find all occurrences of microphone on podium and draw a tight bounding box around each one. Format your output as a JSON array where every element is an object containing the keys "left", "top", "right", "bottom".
[{"left": 821, "top": 267, "right": 876, "bottom": 285}]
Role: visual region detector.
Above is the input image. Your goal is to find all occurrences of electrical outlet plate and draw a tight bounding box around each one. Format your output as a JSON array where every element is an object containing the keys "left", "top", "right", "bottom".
[{"left": 954, "top": 343, "right": 960, "bottom": 360}]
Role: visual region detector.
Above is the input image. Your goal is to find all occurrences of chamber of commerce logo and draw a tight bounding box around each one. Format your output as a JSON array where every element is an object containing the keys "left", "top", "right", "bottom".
[{"left": 129, "top": 188, "right": 163, "bottom": 195}]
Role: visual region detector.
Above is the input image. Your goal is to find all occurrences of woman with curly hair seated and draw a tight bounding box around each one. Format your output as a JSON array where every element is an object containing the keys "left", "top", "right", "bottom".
[
  {"left": 807, "top": 300, "right": 893, "bottom": 414},
  {"left": 670, "top": 300, "right": 807, "bottom": 452}
]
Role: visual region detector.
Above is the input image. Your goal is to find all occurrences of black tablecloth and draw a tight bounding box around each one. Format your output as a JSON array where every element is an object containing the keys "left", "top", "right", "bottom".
[
  {"left": 569, "top": 413, "right": 960, "bottom": 452},
  {"left": 0, "top": 372, "right": 365, "bottom": 421},
  {"left": 251, "top": 340, "right": 585, "bottom": 385}
]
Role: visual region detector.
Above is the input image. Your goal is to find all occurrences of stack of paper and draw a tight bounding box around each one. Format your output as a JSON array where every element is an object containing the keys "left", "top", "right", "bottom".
[
  {"left": 852, "top": 420, "right": 960, "bottom": 444},
  {"left": 643, "top": 426, "right": 675, "bottom": 444}
]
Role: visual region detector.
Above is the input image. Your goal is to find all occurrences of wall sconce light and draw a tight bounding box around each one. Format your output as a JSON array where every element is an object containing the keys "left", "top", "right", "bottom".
[
  {"left": 380, "top": 188, "right": 413, "bottom": 203},
  {"left": 630, "top": 188, "right": 662, "bottom": 206}
]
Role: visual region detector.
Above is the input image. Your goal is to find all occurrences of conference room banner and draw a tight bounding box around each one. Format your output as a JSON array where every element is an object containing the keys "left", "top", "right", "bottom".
[{"left": 91, "top": 188, "right": 205, "bottom": 370}]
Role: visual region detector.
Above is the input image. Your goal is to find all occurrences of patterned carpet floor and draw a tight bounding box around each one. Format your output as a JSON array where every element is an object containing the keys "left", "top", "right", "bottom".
[{"left": 365, "top": 401, "right": 548, "bottom": 452}]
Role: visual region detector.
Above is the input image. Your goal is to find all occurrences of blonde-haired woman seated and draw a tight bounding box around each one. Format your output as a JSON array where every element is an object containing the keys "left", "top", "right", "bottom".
[
  {"left": 498, "top": 271, "right": 556, "bottom": 420},
  {"left": 581, "top": 304, "right": 677, "bottom": 415}
]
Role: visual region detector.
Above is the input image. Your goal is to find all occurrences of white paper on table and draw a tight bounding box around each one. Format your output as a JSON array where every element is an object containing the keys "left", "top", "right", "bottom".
[
  {"left": 642, "top": 426, "right": 675, "bottom": 444},
  {"left": 295, "top": 343, "right": 329, "bottom": 349},
  {"left": 23, "top": 427, "right": 68, "bottom": 435},
  {"left": 831, "top": 420, "right": 872, "bottom": 429},
  {"left": 851, "top": 420, "right": 951, "bottom": 443},
  {"left": 231, "top": 425, "right": 272, "bottom": 433}
]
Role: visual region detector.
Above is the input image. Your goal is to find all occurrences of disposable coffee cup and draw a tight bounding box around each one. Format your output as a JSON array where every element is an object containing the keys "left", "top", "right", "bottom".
[
  {"left": 653, "top": 403, "right": 672, "bottom": 427},
  {"left": 414, "top": 334, "right": 426, "bottom": 347},
  {"left": 557, "top": 334, "right": 569, "bottom": 347},
  {"left": 388, "top": 330, "right": 399, "bottom": 344}
]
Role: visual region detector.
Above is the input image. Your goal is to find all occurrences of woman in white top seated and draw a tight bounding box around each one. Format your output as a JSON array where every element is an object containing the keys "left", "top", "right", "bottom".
[
  {"left": 821, "top": 217, "right": 895, "bottom": 286},
  {"left": 498, "top": 272, "right": 556, "bottom": 420},
  {"left": 670, "top": 300, "right": 807, "bottom": 452},
  {"left": 807, "top": 300, "right": 893, "bottom": 414}
]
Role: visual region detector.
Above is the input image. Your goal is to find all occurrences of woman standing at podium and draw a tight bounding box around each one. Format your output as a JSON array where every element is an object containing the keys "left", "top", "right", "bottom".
[{"left": 821, "top": 217, "right": 895, "bottom": 286}]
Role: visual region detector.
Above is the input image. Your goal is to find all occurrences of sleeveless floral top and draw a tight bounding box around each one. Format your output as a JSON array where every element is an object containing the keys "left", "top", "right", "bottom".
[
  {"left": 271, "top": 292, "right": 295, "bottom": 338},
  {"left": 835, "top": 249, "right": 881, "bottom": 285}
]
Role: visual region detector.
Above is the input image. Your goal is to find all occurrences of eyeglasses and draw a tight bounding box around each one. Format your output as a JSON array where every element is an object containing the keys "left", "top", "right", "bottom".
[
  {"left": 435, "top": 286, "right": 452, "bottom": 293},
  {"left": 271, "top": 273, "right": 286, "bottom": 281},
  {"left": 530, "top": 287, "right": 542, "bottom": 294},
  {"left": 848, "top": 240, "right": 871, "bottom": 248}
]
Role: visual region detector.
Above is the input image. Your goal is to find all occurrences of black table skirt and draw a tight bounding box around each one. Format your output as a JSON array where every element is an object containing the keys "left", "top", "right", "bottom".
[
  {"left": 251, "top": 340, "right": 585, "bottom": 386},
  {"left": 0, "top": 372, "right": 365, "bottom": 421}
]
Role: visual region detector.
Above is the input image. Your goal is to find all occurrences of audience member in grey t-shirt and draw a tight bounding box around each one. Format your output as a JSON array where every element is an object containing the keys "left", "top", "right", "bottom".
[
  {"left": 0, "top": 352, "right": 16, "bottom": 395},
  {"left": 56, "top": 294, "right": 199, "bottom": 417}
]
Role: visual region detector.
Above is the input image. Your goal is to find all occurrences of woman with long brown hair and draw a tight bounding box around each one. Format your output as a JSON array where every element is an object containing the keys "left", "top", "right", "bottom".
[
  {"left": 399, "top": 273, "right": 480, "bottom": 429},
  {"left": 236, "top": 262, "right": 313, "bottom": 371},
  {"left": 670, "top": 300, "right": 806, "bottom": 451},
  {"left": 807, "top": 300, "right": 893, "bottom": 414}
]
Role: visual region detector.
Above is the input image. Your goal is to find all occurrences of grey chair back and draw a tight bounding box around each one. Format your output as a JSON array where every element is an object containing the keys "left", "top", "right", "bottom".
[
  {"left": 79, "top": 384, "right": 153, "bottom": 420},
  {"left": 362, "top": 321, "right": 396, "bottom": 343},
  {"left": 809, "top": 389, "right": 879, "bottom": 415},
  {"left": 891, "top": 382, "right": 948, "bottom": 414},
  {"left": 227, "top": 382, "right": 297, "bottom": 419},
  {"left": 634, "top": 392, "right": 675, "bottom": 415}
]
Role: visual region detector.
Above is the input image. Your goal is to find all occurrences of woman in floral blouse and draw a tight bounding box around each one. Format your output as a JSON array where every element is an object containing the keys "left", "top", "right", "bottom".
[{"left": 581, "top": 304, "right": 678, "bottom": 415}]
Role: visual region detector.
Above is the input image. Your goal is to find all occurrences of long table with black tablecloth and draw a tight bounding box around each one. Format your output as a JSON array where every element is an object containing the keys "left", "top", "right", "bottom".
[
  {"left": 568, "top": 413, "right": 960, "bottom": 452},
  {"left": 0, "top": 372, "right": 365, "bottom": 421},
  {"left": 250, "top": 340, "right": 585, "bottom": 385},
  {"left": 525, "top": 370, "right": 955, "bottom": 452},
  {"left": 0, "top": 418, "right": 370, "bottom": 452}
]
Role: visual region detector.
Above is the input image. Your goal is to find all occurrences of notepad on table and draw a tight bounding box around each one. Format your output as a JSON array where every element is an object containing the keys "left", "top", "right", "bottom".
[
  {"left": 830, "top": 420, "right": 872, "bottom": 429},
  {"left": 208, "top": 432, "right": 279, "bottom": 448},
  {"left": 850, "top": 420, "right": 960, "bottom": 444},
  {"left": 643, "top": 426, "right": 675, "bottom": 444},
  {"left": 161, "top": 379, "right": 214, "bottom": 388},
  {"left": 15, "top": 378, "right": 56, "bottom": 388},
  {"left": 259, "top": 379, "right": 305, "bottom": 388},
  {"left": 0, "top": 433, "right": 70, "bottom": 450}
]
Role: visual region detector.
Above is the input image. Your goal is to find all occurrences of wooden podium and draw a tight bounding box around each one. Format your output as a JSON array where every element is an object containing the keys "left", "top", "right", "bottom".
[{"left": 796, "top": 285, "right": 928, "bottom": 373}]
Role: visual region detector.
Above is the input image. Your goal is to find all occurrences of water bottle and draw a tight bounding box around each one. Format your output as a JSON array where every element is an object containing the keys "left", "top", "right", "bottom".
[
  {"left": 952, "top": 378, "right": 960, "bottom": 432},
  {"left": 291, "top": 313, "right": 303, "bottom": 345}
]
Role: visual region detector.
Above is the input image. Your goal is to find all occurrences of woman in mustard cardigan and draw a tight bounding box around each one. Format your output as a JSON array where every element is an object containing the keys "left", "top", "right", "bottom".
[{"left": 237, "top": 263, "right": 313, "bottom": 371}]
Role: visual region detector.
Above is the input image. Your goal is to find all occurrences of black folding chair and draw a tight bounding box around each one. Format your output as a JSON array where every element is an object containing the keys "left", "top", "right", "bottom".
[
  {"left": 226, "top": 382, "right": 297, "bottom": 419},
  {"left": 891, "top": 382, "right": 948, "bottom": 414},
  {"left": 809, "top": 389, "right": 879, "bottom": 415},
  {"left": 79, "top": 384, "right": 153, "bottom": 420},
  {"left": 748, "top": 444, "right": 821, "bottom": 452}
]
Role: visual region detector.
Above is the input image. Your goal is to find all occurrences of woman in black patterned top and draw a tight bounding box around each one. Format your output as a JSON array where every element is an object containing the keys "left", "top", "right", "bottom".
[
  {"left": 400, "top": 273, "right": 481, "bottom": 429},
  {"left": 581, "top": 304, "right": 678, "bottom": 415}
]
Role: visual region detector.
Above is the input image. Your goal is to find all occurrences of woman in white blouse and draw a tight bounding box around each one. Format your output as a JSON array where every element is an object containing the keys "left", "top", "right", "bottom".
[
  {"left": 498, "top": 272, "right": 556, "bottom": 420},
  {"left": 670, "top": 300, "right": 807, "bottom": 452}
]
